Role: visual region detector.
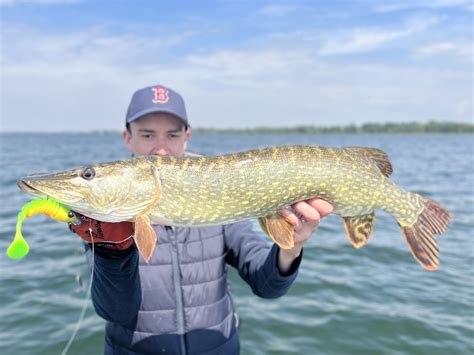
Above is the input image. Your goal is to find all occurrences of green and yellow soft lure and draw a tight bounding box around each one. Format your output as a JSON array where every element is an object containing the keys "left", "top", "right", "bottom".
[{"left": 7, "top": 198, "right": 76, "bottom": 259}]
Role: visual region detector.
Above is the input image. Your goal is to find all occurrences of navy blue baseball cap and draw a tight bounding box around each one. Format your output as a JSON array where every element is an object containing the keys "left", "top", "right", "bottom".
[{"left": 126, "top": 84, "right": 189, "bottom": 128}]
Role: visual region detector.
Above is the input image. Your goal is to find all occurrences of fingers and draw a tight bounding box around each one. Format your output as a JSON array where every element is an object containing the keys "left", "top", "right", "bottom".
[
  {"left": 277, "top": 201, "right": 322, "bottom": 228},
  {"left": 305, "top": 198, "right": 333, "bottom": 217},
  {"left": 292, "top": 201, "right": 321, "bottom": 225},
  {"left": 277, "top": 207, "right": 300, "bottom": 226},
  {"left": 274, "top": 199, "right": 333, "bottom": 250},
  {"left": 277, "top": 199, "right": 333, "bottom": 227}
]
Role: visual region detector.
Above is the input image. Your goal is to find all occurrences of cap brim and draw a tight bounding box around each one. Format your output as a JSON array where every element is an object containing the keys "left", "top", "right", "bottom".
[{"left": 127, "top": 108, "right": 189, "bottom": 128}]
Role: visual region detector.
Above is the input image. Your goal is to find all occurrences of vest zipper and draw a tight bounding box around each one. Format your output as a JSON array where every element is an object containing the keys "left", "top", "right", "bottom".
[{"left": 167, "top": 226, "right": 187, "bottom": 355}]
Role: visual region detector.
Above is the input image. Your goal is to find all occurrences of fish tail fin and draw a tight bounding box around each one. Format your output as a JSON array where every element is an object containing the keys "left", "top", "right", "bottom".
[{"left": 401, "top": 198, "right": 451, "bottom": 271}]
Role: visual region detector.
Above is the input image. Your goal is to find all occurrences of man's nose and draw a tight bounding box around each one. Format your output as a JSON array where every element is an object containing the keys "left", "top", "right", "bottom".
[{"left": 152, "top": 146, "right": 169, "bottom": 156}]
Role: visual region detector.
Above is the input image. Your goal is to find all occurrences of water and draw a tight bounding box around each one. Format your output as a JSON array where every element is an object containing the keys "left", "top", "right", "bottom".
[{"left": 0, "top": 133, "right": 473, "bottom": 354}]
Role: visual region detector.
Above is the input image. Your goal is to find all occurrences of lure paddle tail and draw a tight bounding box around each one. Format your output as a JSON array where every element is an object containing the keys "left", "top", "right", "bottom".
[{"left": 7, "top": 198, "right": 76, "bottom": 259}]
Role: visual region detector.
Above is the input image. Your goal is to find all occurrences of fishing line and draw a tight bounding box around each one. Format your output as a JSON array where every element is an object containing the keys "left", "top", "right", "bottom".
[{"left": 60, "top": 227, "right": 95, "bottom": 355}]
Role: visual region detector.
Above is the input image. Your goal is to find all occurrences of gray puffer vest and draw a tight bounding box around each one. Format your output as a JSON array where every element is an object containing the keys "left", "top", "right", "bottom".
[
  {"left": 106, "top": 224, "right": 239, "bottom": 354},
  {"left": 90, "top": 221, "right": 300, "bottom": 354}
]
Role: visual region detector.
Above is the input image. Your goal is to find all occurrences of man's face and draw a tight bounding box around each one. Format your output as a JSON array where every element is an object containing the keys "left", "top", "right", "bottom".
[{"left": 124, "top": 113, "right": 191, "bottom": 157}]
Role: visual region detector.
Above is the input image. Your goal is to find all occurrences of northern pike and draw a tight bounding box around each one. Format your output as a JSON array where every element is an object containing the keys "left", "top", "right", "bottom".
[{"left": 17, "top": 145, "right": 451, "bottom": 270}]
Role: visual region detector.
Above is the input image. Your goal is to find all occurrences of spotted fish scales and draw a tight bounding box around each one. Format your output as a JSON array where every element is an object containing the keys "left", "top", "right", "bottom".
[{"left": 17, "top": 145, "right": 451, "bottom": 270}]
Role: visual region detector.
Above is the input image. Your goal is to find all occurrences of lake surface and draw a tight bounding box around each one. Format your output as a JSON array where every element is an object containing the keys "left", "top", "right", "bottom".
[{"left": 0, "top": 133, "right": 472, "bottom": 354}]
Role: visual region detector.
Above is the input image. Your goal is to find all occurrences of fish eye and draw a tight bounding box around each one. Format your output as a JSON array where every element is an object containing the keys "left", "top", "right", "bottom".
[{"left": 81, "top": 167, "right": 96, "bottom": 180}]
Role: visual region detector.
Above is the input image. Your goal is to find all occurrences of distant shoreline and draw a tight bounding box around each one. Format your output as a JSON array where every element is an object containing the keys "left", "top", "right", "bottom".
[
  {"left": 1, "top": 121, "right": 472, "bottom": 134},
  {"left": 193, "top": 121, "right": 473, "bottom": 134}
]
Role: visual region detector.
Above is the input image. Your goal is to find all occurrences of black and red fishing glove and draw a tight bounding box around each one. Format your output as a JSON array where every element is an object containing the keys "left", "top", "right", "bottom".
[{"left": 68, "top": 213, "right": 134, "bottom": 250}]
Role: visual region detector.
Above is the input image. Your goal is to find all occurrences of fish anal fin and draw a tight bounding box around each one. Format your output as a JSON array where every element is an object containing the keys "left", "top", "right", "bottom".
[
  {"left": 343, "top": 212, "right": 375, "bottom": 248},
  {"left": 134, "top": 214, "right": 157, "bottom": 263},
  {"left": 347, "top": 147, "right": 393, "bottom": 177},
  {"left": 258, "top": 213, "right": 295, "bottom": 249},
  {"left": 401, "top": 198, "right": 451, "bottom": 271}
]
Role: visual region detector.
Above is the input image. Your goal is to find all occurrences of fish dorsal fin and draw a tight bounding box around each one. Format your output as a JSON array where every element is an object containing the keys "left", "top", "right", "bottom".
[
  {"left": 347, "top": 147, "right": 393, "bottom": 177},
  {"left": 258, "top": 213, "right": 295, "bottom": 249},
  {"left": 134, "top": 214, "right": 157, "bottom": 263},
  {"left": 343, "top": 212, "right": 376, "bottom": 248}
]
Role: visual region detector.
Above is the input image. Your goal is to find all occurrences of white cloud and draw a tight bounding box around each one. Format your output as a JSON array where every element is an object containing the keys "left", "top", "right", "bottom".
[
  {"left": 374, "top": 0, "right": 472, "bottom": 12},
  {"left": 0, "top": 19, "right": 471, "bottom": 132},
  {"left": 319, "top": 29, "right": 407, "bottom": 55},
  {"left": 1, "top": 25, "right": 195, "bottom": 67},
  {"left": 0, "top": 25, "right": 202, "bottom": 132},
  {"left": 414, "top": 40, "right": 472, "bottom": 60},
  {"left": 318, "top": 15, "right": 441, "bottom": 56},
  {"left": 177, "top": 49, "right": 472, "bottom": 128}
]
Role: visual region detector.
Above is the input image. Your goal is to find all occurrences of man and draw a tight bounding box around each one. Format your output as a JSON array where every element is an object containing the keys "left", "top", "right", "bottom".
[{"left": 70, "top": 84, "right": 333, "bottom": 354}]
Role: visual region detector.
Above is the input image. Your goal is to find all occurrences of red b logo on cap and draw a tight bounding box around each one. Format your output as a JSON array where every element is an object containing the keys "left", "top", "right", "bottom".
[{"left": 152, "top": 87, "right": 169, "bottom": 104}]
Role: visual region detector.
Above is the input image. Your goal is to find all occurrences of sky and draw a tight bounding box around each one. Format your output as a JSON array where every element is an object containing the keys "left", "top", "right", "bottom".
[{"left": 0, "top": 0, "right": 472, "bottom": 132}]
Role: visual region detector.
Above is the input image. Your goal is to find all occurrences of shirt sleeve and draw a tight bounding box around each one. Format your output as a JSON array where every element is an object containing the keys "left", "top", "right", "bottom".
[
  {"left": 224, "top": 221, "right": 302, "bottom": 299},
  {"left": 85, "top": 243, "right": 142, "bottom": 325}
]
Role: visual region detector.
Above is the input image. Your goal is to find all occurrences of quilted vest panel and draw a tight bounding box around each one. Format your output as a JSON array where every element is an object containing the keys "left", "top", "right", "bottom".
[{"left": 106, "top": 225, "right": 237, "bottom": 353}]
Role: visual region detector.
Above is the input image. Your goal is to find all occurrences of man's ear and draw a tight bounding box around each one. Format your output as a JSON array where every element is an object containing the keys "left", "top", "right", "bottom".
[
  {"left": 183, "top": 129, "right": 192, "bottom": 151},
  {"left": 123, "top": 130, "right": 133, "bottom": 152},
  {"left": 184, "top": 129, "right": 192, "bottom": 141}
]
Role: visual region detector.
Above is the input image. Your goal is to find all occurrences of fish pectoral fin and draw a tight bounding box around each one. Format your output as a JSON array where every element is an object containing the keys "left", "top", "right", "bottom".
[
  {"left": 258, "top": 213, "right": 295, "bottom": 249},
  {"left": 134, "top": 214, "right": 157, "bottom": 263},
  {"left": 343, "top": 212, "right": 375, "bottom": 248}
]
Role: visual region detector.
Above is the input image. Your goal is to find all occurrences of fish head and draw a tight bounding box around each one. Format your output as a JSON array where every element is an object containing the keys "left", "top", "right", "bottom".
[{"left": 17, "top": 157, "right": 162, "bottom": 222}]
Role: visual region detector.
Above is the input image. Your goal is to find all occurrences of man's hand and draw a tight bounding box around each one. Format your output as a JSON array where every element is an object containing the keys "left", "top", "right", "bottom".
[
  {"left": 277, "top": 198, "right": 333, "bottom": 273},
  {"left": 69, "top": 213, "right": 135, "bottom": 250}
]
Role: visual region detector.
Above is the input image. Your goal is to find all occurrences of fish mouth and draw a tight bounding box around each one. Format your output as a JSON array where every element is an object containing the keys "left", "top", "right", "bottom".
[
  {"left": 17, "top": 171, "right": 78, "bottom": 198},
  {"left": 17, "top": 179, "right": 48, "bottom": 198}
]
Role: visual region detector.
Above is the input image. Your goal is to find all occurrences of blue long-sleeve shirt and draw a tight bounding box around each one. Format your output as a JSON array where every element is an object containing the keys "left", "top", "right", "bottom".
[{"left": 87, "top": 221, "right": 302, "bottom": 354}]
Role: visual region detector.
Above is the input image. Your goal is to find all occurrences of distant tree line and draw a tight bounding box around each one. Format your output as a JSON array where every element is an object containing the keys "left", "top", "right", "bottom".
[{"left": 193, "top": 121, "right": 474, "bottom": 134}]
